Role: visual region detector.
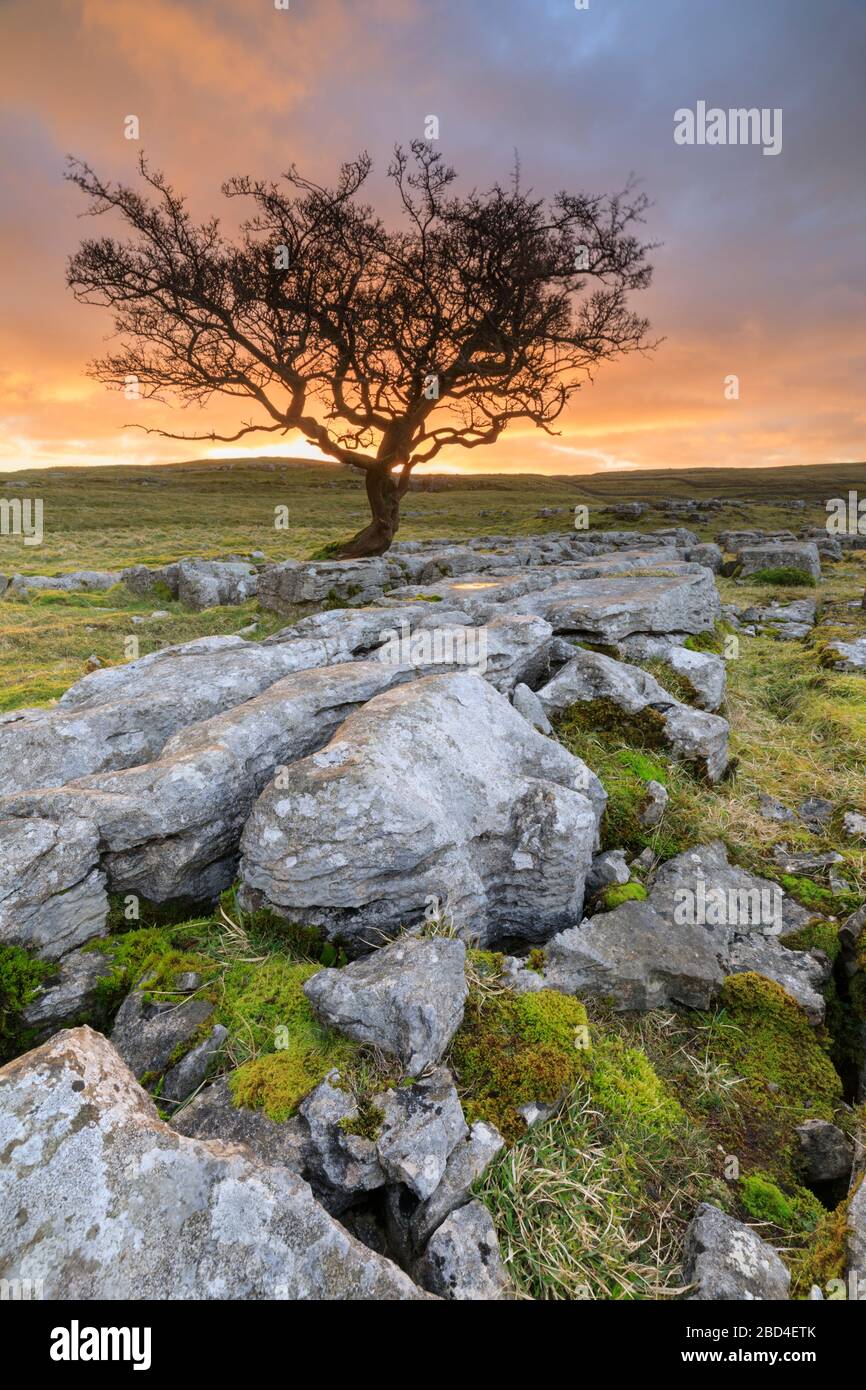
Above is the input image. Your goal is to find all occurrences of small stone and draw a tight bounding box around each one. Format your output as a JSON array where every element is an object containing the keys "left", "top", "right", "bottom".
[
  {"left": 795, "top": 1120, "right": 854, "bottom": 1185},
  {"left": 85, "top": 654, "right": 103, "bottom": 672},
  {"left": 375, "top": 1069, "right": 468, "bottom": 1200},
  {"left": 639, "top": 780, "right": 668, "bottom": 828},
  {"left": 797, "top": 796, "right": 835, "bottom": 832},
  {"left": 842, "top": 811, "right": 866, "bottom": 840},
  {"left": 757, "top": 793, "right": 795, "bottom": 824},
  {"left": 416, "top": 1200, "right": 512, "bottom": 1300},
  {"left": 586, "top": 848, "right": 630, "bottom": 892}
]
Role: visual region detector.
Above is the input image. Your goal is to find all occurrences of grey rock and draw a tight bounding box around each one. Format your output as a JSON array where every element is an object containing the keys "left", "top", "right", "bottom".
[
  {"left": 842, "top": 811, "right": 866, "bottom": 839},
  {"left": 0, "top": 1028, "right": 426, "bottom": 1299},
  {"left": 416, "top": 1200, "right": 511, "bottom": 1300},
  {"left": 726, "top": 935, "right": 829, "bottom": 1025},
  {"left": 757, "top": 793, "right": 795, "bottom": 824},
  {"left": 536, "top": 648, "right": 730, "bottom": 782},
  {"left": 298, "top": 1075, "right": 386, "bottom": 1196},
  {"left": 542, "top": 899, "right": 726, "bottom": 1011},
  {"left": 650, "top": 841, "right": 810, "bottom": 938},
  {"left": 7, "top": 569, "right": 121, "bottom": 596},
  {"left": 304, "top": 936, "right": 468, "bottom": 1074},
  {"left": 110, "top": 988, "right": 215, "bottom": 1081},
  {"left": 663, "top": 646, "right": 726, "bottom": 712},
  {"left": 0, "top": 816, "right": 108, "bottom": 959},
  {"left": 736, "top": 541, "right": 821, "bottom": 580},
  {"left": 586, "top": 848, "right": 630, "bottom": 892},
  {"left": 375, "top": 1070, "right": 468, "bottom": 1200},
  {"left": 19, "top": 948, "right": 112, "bottom": 1038},
  {"left": 411, "top": 1121, "right": 506, "bottom": 1249},
  {"left": 122, "top": 562, "right": 182, "bottom": 598},
  {"left": 512, "top": 682, "right": 554, "bottom": 735},
  {"left": 798, "top": 796, "right": 835, "bottom": 832},
  {"left": 771, "top": 847, "right": 842, "bottom": 875},
  {"left": 257, "top": 557, "right": 391, "bottom": 612},
  {"left": 639, "top": 779, "right": 669, "bottom": 827},
  {"left": 682, "top": 1204, "right": 790, "bottom": 1300},
  {"left": 824, "top": 637, "right": 866, "bottom": 672},
  {"left": 162, "top": 1024, "right": 228, "bottom": 1104},
  {"left": 848, "top": 1173, "right": 866, "bottom": 1286},
  {"left": 240, "top": 672, "right": 604, "bottom": 951},
  {"left": 172, "top": 1077, "right": 309, "bottom": 1174},
  {"left": 1, "top": 660, "right": 413, "bottom": 904},
  {"left": 795, "top": 1120, "right": 854, "bottom": 1185},
  {"left": 686, "top": 542, "right": 723, "bottom": 573},
  {"left": 176, "top": 559, "right": 258, "bottom": 611},
  {"left": 0, "top": 632, "right": 382, "bottom": 796}
]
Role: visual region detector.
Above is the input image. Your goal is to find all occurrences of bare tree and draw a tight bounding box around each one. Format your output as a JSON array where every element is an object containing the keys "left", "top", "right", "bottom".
[{"left": 67, "top": 144, "right": 655, "bottom": 556}]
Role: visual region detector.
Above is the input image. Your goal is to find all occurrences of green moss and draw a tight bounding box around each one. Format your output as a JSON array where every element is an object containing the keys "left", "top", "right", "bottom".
[
  {"left": 684, "top": 621, "right": 730, "bottom": 655},
  {"left": 557, "top": 698, "right": 669, "bottom": 748},
  {"left": 747, "top": 567, "right": 817, "bottom": 588},
  {"left": 740, "top": 1172, "right": 823, "bottom": 1234},
  {"left": 776, "top": 873, "right": 861, "bottom": 921},
  {"left": 641, "top": 659, "right": 699, "bottom": 707},
  {"left": 781, "top": 919, "right": 841, "bottom": 963},
  {"left": 706, "top": 974, "right": 843, "bottom": 1185},
  {"left": 615, "top": 748, "right": 668, "bottom": 785},
  {"left": 224, "top": 957, "right": 358, "bottom": 1122},
  {"left": 339, "top": 1100, "right": 385, "bottom": 1142},
  {"left": 450, "top": 988, "right": 590, "bottom": 1143},
  {"left": 526, "top": 948, "right": 546, "bottom": 974},
  {"left": 598, "top": 882, "right": 647, "bottom": 911},
  {"left": 0, "top": 945, "right": 57, "bottom": 1063},
  {"left": 90, "top": 925, "right": 216, "bottom": 1014},
  {"left": 788, "top": 1186, "right": 857, "bottom": 1297}
]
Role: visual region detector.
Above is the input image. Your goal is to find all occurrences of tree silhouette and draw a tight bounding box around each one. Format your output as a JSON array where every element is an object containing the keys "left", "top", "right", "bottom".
[{"left": 67, "top": 145, "right": 655, "bottom": 557}]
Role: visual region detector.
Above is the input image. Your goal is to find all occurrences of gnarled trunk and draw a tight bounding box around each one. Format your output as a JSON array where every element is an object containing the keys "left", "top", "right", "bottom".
[{"left": 335, "top": 467, "right": 402, "bottom": 558}]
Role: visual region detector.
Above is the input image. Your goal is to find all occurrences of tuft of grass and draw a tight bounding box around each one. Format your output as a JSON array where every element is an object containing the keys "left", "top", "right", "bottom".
[
  {"left": 0, "top": 945, "right": 57, "bottom": 1063},
  {"left": 746, "top": 567, "right": 816, "bottom": 588}
]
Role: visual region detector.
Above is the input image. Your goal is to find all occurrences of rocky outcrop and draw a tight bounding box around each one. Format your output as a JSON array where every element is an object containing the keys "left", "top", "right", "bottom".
[
  {"left": 239, "top": 672, "right": 605, "bottom": 952},
  {"left": 0, "top": 661, "right": 413, "bottom": 906},
  {"left": 0, "top": 1028, "right": 429, "bottom": 1300},
  {"left": 7, "top": 569, "right": 122, "bottom": 596},
  {"left": 536, "top": 648, "right": 730, "bottom": 782}
]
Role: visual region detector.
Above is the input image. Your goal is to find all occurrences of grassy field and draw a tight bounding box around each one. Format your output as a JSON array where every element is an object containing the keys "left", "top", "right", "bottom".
[
  {"left": 2, "top": 455, "right": 865, "bottom": 710},
  {"left": 2, "top": 455, "right": 865, "bottom": 1299}
]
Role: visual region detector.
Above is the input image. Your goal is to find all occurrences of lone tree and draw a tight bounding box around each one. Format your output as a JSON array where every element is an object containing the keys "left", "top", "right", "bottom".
[{"left": 67, "top": 145, "right": 655, "bottom": 557}]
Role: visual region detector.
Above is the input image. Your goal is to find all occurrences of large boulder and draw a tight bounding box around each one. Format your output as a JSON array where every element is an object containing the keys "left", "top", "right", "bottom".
[
  {"left": 0, "top": 816, "right": 107, "bottom": 959},
  {"left": 0, "top": 633, "right": 384, "bottom": 796},
  {"left": 0, "top": 661, "right": 413, "bottom": 904},
  {"left": 512, "top": 568, "right": 720, "bottom": 639},
  {"left": 175, "top": 559, "right": 258, "bottom": 610},
  {"left": 304, "top": 935, "right": 468, "bottom": 1073},
  {"left": 736, "top": 540, "right": 821, "bottom": 581},
  {"left": 239, "top": 672, "right": 604, "bottom": 952},
  {"left": 682, "top": 1204, "right": 791, "bottom": 1300},
  {"left": 257, "top": 557, "right": 391, "bottom": 613},
  {"left": 0, "top": 1028, "right": 427, "bottom": 1299}
]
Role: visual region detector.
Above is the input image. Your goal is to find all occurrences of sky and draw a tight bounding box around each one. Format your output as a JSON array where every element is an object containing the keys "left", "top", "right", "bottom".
[{"left": 0, "top": 0, "right": 864, "bottom": 476}]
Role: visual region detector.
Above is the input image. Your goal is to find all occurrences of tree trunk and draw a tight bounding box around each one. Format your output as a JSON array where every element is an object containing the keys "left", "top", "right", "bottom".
[{"left": 335, "top": 467, "right": 402, "bottom": 558}]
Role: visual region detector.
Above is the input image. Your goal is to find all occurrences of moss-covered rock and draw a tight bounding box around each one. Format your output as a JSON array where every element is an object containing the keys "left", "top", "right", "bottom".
[
  {"left": 450, "top": 986, "right": 590, "bottom": 1143},
  {"left": 0, "top": 944, "right": 57, "bottom": 1063}
]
